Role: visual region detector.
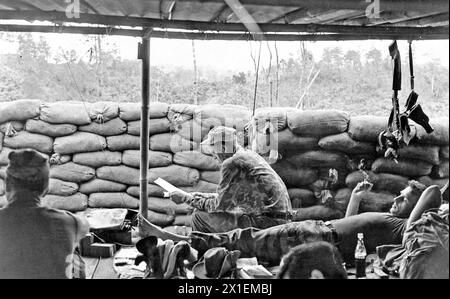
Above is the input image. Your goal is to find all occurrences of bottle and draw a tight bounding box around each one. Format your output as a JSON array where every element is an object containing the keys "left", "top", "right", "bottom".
[{"left": 355, "top": 233, "right": 367, "bottom": 278}]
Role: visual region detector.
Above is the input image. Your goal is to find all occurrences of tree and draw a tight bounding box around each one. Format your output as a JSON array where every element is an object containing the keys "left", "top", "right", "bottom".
[
  {"left": 365, "top": 48, "right": 382, "bottom": 65},
  {"left": 232, "top": 72, "right": 247, "bottom": 85},
  {"left": 344, "top": 50, "right": 362, "bottom": 68}
]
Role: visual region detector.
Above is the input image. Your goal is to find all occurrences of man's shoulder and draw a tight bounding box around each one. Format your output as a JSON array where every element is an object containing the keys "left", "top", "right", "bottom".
[
  {"left": 39, "top": 206, "right": 80, "bottom": 223},
  {"left": 223, "top": 149, "right": 258, "bottom": 168}
]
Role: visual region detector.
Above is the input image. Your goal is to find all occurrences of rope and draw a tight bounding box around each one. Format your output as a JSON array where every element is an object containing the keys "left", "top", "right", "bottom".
[{"left": 252, "top": 40, "right": 262, "bottom": 117}]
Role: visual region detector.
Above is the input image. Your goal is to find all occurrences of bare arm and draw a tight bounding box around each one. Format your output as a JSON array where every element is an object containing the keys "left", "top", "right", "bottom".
[
  {"left": 405, "top": 185, "right": 442, "bottom": 231},
  {"left": 345, "top": 181, "right": 373, "bottom": 218}
]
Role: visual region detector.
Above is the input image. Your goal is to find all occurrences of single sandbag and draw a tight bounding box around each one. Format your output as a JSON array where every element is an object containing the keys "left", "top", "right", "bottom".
[
  {"left": 319, "top": 133, "right": 375, "bottom": 155},
  {"left": 3, "top": 131, "right": 53, "bottom": 154},
  {"left": 441, "top": 147, "right": 449, "bottom": 160},
  {"left": 89, "top": 193, "right": 139, "bottom": 209},
  {"left": 345, "top": 171, "right": 409, "bottom": 195},
  {"left": 416, "top": 118, "right": 449, "bottom": 145},
  {"left": 148, "top": 197, "right": 193, "bottom": 215},
  {"left": 271, "top": 160, "right": 318, "bottom": 187},
  {"left": 417, "top": 176, "right": 449, "bottom": 189},
  {"left": 393, "top": 144, "right": 440, "bottom": 166},
  {"left": 127, "top": 118, "right": 171, "bottom": 136},
  {"left": 173, "top": 151, "right": 221, "bottom": 171},
  {"left": 372, "top": 158, "right": 433, "bottom": 177},
  {"left": 50, "top": 163, "right": 95, "bottom": 183},
  {"left": 122, "top": 150, "right": 172, "bottom": 169},
  {"left": 40, "top": 102, "right": 92, "bottom": 125},
  {"left": 147, "top": 210, "right": 175, "bottom": 227},
  {"left": 287, "top": 151, "right": 348, "bottom": 169},
  {"left": 194, "top": 104, "right": 251, "bottom": 131},
  {"left": 119, "top": 102, "right": 169, "bottom": 121},
  {"left": 48, "top": 179, "right": 79, "bottom": 196},
  {"left": 97, "top": 166, "right": 140, "bottom": 186},
  {"left": 277, "top": 130, "right": 319, "bottom": 153},
  {"left": 42, "top": 193, "right": 88, "bottom": 212},
  {"left": 25, "top": 119, "right": 77, "bottom": 137},
  {"left": 288, "top": 189, "right": 317, "bottom": 208},
  {"left": 174, "top": 120, "right": 210, "bottom": 143},
  {"left": 73, "top": 151, "right": 122, "bottom": 168},
  {"left": 200, "top": 171, "right": 221, "bottom": 184},
  {"left": 332, "top": 188, "right": 394, "bottom": 213},
  {"left": 183, "top": 180, "right": 218, "bottom": 193},
  {"left": 332, "top": 188, "right": 353, "bottom": 213},
  {"left": 287, "top": 110, "right": 349, "bottom": 137},
  {"left": 149, "top": 165, "right": 200, "bottom": 187},
  {"left": 89, "top": 102, "right": 120, "bottom": 123},
  {"left": 107, "top": 134, "right": 140, "bottom": 151},
  {"left": 79, "top": 117, "right": 127, "bottom": 136},
  {"left": 253, "top": 107, "right": 298, "bottom": 131},
  {"left": 431, "top": 160, "right": 449, "bottom": 179},
  {"left": 79, "top": 179, "right": 127, "bottom": 195},
  {"left": 173, "top": 215, "right": 193, "bottom": 227},
  {"left": 167, "top": 104, "right": 197, "bottom": 127},
  {"left": 150, "top": 133, "right": 197, "bottom": 153},
  {"left": 0, "top": 99, "right": 41, "bottom": 123},
  {"left": 348, "top": 116, "right": 387, "bottom": 142},
  {"left": 54, "top": 132, "right": 106, "bottom": 155},
  {"left": 127, "top": 184, "right": 166, "bottom": 198}
]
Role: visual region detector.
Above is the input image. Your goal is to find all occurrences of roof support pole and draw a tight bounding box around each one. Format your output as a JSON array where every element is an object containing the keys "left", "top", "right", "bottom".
[{"left": 138, "top": 34, "right": 151, "bottom": 230}]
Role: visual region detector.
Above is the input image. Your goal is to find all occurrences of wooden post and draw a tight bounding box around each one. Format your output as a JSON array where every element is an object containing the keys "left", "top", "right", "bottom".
[{"left": 138, "top": 35, "right": 151, "bottom": 227}]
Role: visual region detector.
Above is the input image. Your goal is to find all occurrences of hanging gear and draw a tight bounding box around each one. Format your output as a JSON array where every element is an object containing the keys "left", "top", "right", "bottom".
[
  {"left": 399, "top": 41, "right": 434, "bottom": 142},
  {"left": 378, "top": 41, "right": 403, "bottom": 162},
  {"left": 378, "top": 41, "right": 434, "bottom": 162}
]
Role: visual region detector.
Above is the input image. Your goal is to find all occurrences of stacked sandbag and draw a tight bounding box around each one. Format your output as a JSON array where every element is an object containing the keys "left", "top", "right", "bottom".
[
  {"left": 1, "top": 100, "right": 448, "bottom": 225},
  {"left": 194, "top": 104, "right": 251, "bottom": 132}
]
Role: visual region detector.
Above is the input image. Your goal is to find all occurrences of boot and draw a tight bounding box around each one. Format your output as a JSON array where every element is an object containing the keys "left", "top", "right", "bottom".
[
  {"left": 405, "top": 91, "right": 419, "bottom": 111},
  {"left": 408, "top": 104, "right": 434, "bottom": 134}
]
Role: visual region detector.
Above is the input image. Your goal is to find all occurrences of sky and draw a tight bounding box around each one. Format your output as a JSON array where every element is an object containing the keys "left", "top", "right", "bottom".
[{"left": 1, "top": 32, "right": 449, "bottom": 76}]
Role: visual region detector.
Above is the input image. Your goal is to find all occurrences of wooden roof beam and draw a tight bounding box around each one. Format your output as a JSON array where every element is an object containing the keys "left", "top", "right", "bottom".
[
  {"left": 386, "top": 13, "right": 449, "bottom": 27},
  {"left": 1, "top": 10, "right": 446, "bottom": 36},
  {"left": 0, "top": 24, "right": 447, "bottom": 40},
  {"left": 210, "top": 4, "right": 234, "bottom": 22}
]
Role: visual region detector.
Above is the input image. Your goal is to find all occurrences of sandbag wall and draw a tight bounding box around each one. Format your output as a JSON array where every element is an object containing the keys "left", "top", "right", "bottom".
[{"left": 1, "top": 100, "right": 449, "bottom": 228}]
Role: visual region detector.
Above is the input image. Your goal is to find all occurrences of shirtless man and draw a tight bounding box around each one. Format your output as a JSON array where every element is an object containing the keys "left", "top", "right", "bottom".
[{"left": 140, "top": 180, "right": 442, "bottom": 265}]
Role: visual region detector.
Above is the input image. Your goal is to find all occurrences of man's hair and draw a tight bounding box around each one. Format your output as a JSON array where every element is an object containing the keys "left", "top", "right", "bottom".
[
  {"left": 408, "top": 180, "right": 427, "bottom": 197},
  {"left": 5, "top": 175, "right": 48, "bottom": 195},
  {"left": 277, "top": 241, "right": 347, "bottom": 279}
]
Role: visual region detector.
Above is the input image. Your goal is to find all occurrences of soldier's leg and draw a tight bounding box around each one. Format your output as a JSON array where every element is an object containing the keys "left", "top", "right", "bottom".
[
  {"left": 189, "top": 221, "right": 334, "bottom": 266},
  {"left": 190, "top": 210, "right": 240, "bottom": 233}
]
